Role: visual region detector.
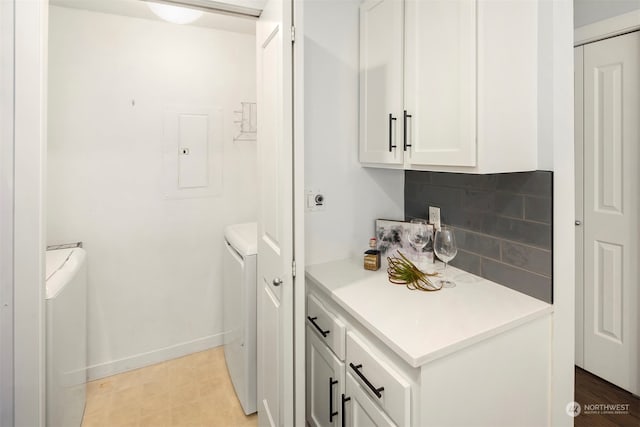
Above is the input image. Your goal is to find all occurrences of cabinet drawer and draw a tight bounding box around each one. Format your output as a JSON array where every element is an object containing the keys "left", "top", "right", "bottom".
[
  {"left": 307, "top": 294, "right": 346, "bottom": 360},
  {"left": 346, "top": 332, "right": 410, "bottom": 427},
  {"left": 345, "top": 372, "right": 396, "bottom": 427}
]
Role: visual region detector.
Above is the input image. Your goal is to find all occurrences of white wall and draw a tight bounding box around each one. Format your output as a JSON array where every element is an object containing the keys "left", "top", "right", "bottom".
[
  {"left": 548, "top": 1, "right": 576, "bottom": 425},
  {"left": 304, "top": 0, "right": 404, "bottom": 266},
  {"left": 47, "top": 6, "right": 257, "bottom": 378},
  {"left": 574, "top": 0, "right": 640, "bottom": 28},
  {"left": 537, "top": 1, "right": 576, "bottom": 424}
]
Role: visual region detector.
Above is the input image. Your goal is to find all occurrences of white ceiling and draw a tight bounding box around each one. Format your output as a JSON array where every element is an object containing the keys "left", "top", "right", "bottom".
[{"left": 50, "top": 0, "right": 257, "bottom": 34}]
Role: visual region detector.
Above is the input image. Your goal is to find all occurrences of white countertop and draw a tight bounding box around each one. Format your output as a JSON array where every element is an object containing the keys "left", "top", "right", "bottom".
[{"left": 305, "top": 258, "right": 553, "bottom": 368}]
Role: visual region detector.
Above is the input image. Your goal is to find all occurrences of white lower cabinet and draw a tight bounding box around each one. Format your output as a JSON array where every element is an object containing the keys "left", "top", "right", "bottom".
[
  {"left": 306, "top": 260, "right": 553, "bottom": 427},
  {"left": 307, "top": 325, "right": 345, "bottom": 427},
  {"left": 343, "top": 373, "right": 395, "bottom": 427},
  {"left": 346, "top": 332, "right": 410, "bottom": 426},
  {"left": 306, "top": 294, "right": 412, "bottom": 427}
]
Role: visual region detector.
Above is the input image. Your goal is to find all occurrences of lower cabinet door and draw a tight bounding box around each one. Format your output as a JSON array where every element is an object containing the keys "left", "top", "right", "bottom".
[
  {"left": 307, "top": 325, "right": 345, "bottom": 427},
  {"left": 343, "top": 373, "right": 396, "bottom": 427}
]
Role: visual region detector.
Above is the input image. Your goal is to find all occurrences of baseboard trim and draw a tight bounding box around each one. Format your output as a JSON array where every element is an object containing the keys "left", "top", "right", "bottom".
[{"left": 87, "top": 333, "right": 225, "bottom": 381}]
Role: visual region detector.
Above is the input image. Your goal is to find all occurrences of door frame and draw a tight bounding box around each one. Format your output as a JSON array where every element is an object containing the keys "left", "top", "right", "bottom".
[
  {"left": 5, "top": 0, "right": 48, "bottom": 426},
  {"left": 549, "top": 1, "right": 575, "bottom": 426},
  {"left": 0, "top": 0, "right": 16, "bottom": 425},
  {"left": 574, "top": 9, "right": 640, "bottom": 47},
  {"left": 574, "top": 45, "right": 584, "bottom": 368},
  {"left": 292, "top": 0, "right": 306, "bottom": 424},
  {"left": 574, "top": 26, "right": 640, "bottom": 396},
  {"left": 573, "top": 8, "right": 640, "bottom": 370},
  {"left": 7, "top": 0, "right": 307, "bottom": 426}
]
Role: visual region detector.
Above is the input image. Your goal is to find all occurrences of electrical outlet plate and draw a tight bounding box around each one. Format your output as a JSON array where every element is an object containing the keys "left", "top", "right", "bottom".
[
  {"left": 305, "top": 189, "right": 325, "bottom": 212},
  {"left": 429, "top": 206, "right": 441, "bottom": 229}
]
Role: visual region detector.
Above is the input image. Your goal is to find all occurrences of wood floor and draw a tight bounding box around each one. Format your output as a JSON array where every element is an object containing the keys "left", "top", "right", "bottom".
[
  {"left": 81, "top": 347, "right": 257, "bottom": 427},
  {"left": 574, "top": 366, "right": 640, "bottom": 427}
]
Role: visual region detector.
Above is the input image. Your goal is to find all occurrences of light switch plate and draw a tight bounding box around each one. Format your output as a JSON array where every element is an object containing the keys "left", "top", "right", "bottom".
[{"left": 429, "top": 206, "right": 441, "bottom": 230}]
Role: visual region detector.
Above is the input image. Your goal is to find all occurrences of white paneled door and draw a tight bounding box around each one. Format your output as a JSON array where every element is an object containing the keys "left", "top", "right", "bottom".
[
  {"left": 576, "top": 30, "right": 639, "bottom": 395},
  {"left": 256, "top": 0, "right": 295, "bottom": 425}
]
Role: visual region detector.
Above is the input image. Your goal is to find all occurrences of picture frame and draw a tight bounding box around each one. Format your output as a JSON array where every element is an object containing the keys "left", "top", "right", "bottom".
[{"left": 375, "top": 219, "right": 434, "bottom": 266}]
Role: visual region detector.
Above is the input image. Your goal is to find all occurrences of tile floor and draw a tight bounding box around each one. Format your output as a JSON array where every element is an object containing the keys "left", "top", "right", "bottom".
[{"left": 82, "top": 347, "right": 258, "bottom": 427}]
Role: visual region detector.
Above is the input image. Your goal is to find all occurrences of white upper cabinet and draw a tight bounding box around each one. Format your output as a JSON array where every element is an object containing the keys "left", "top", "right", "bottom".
[
  {"left": 359, "top": 0, "right": 538, "bottom": 174},
  {"left": 359, "top": 0, "right": 404, "bottom": 165},
  {"left": 404, "top": 0, "right": 476, "bottom": 167}
]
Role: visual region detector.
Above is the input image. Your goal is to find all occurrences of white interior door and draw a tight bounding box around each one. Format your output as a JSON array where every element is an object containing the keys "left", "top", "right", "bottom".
[
  {"left": 256, "top": 0, "right": 295, "bottom": 425},
  {"left": 581, "top": 30, "right": 639, "bottom": 395}
]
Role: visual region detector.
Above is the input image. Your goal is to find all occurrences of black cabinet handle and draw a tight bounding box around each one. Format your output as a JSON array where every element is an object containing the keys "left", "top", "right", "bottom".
[
  {"left": 349, "top": 363, "right": 384, "bottom": 398},
  {"left": 307, "top": 316, "right": 330, "bottom": 337},
  {"left": 388, "top": 113, "right": 397, "bottom": 152},
  {"left": 329, "top": 377, "right": 339, "bottom": 423},
  {"left": 341, "top": 393, "right": 351, "bottom": 427},
  {"left": 403, "top": 110, "right": 412, "bottom": 151}
]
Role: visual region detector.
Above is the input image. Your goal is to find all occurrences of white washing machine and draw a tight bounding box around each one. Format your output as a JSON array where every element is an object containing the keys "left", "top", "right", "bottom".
[
  {"left": 223, "top": 222, "right": 257, "bottom": 415},
  {"left": 45, "top": 247, "right": 87, "bottom": 427}
]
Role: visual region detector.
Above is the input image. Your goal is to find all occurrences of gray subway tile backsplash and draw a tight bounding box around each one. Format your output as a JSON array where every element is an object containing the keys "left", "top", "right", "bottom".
[
  {"left": 461, "top": 190, "right": 495, "bottom": 213},
  {"left": 421, "top": 184, "right": 464, "bottom": 209},
  {"left": 430, "top": 171, "right": 498, "bottom": 190},
  {"left": 446, "top": 209, "right": 487, "bottom": 231},
  {"left": 524, "top": 196, "right": 552, "bottom": 223},
  {"left": 491, "top": 216, "right": 551, "bottom": 248},
  {"left": 501, "top": 241, "right": 552, "bottom": 277},
  {"left": 496, "top": 171, "right": 552, "bottom": 196},
  {"left": 454, "top": 229, "right": 501, "bottom": 260},
  {"left": 495, "top": 192, "right": 524, "bottom": 219},
  {"left": 405, "top": 170, "right": 553, "bottom": 303},
  {"left": 482, "top": 258, "right": 552, "bottom": 303},
  {"left": 450, "top": 250, "right": 482, "bottom": 276}
]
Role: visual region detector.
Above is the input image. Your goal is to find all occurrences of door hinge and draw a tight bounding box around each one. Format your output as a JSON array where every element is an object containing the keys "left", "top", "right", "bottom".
[
  {"left": 291, "top": 26, "right": 296, "bottom": 43},
  {"left": 292, "top": 260, "right": 297, "bottom": 278}
]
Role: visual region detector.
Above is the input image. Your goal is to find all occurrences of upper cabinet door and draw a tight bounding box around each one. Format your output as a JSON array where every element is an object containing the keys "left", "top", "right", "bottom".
[
  {"left": 404, "top": 0, "right": 476, "bottom": 167},
  {"left": 359, "top": 0, "right": 404, "bottom": 165}
]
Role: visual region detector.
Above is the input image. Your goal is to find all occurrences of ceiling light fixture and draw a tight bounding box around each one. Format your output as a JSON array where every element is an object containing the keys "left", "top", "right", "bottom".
[{"left": 147, "top": 1, "right": 204, "bottom": 25}]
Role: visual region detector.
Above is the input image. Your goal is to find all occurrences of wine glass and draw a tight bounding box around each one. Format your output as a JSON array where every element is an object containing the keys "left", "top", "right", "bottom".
[
  {"left": 434, "top": 225, "right": 458, "bottom": 287},
  {"left": 406, "top": 219, "right": 430, "bottom": 269}
]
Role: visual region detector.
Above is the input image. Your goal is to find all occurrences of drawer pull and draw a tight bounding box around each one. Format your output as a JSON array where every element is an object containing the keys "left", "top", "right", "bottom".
[
  {"left": 329, "top": 377, "right": 339, "bottom": 422},
  {"left": 307, "top": 316, "right": 330, "bottom": 337},
  {"left": 349, "top": 363, "right": 384, "bottom": 398},
  {"left": 341, "top": 394, "right": 351, "bottom": 427}
]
